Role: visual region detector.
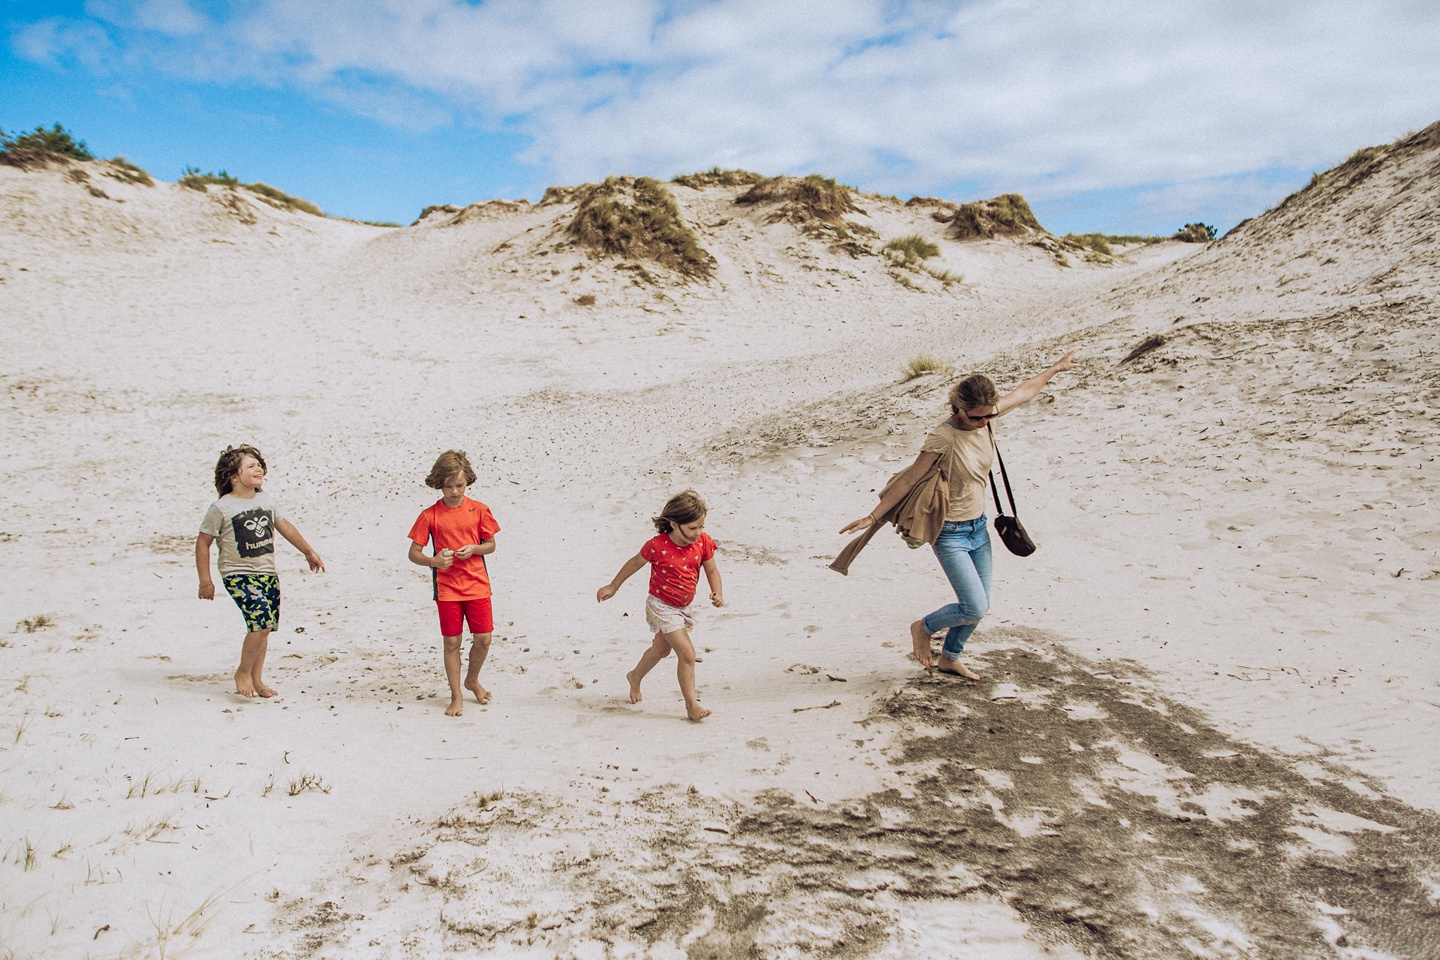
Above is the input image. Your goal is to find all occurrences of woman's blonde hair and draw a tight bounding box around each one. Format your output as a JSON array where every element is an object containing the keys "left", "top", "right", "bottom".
[
  {"left": 948, "top": 374, "right": 999, "bottom": 414},
  {"left": 426, "top": 450, "right": 478, "bottom": 489},
  {"left": 653, "top": 489, "right": 707, "bottom": 534},
  {"left": 213, "top": 444, "right": 265, "bottom": 496}
]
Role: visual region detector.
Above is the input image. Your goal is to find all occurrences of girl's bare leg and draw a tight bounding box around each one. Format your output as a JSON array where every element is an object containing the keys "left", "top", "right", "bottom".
[
  {"left": 442, "top": 635, "right": 465, "bottom": 716},
  {"left": 464, "top": 633, "right": 493, "bottom": 704},
  {"left": 627, "top": 633, "right": 671, "bottom": 703},
  {"left": 235, "top": 628, "right": 273, "bottom": 698},
  {"left": 661, "top": 627, "right": 710, "bottom": 721}
]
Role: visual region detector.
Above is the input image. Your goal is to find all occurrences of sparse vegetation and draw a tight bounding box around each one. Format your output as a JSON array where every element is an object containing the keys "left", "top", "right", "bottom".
[
  {"left": 15, "top": 615, "right": 54, "bottom": 633},
  {"left": 671, "top": 167, "right": 766, "bottom": 189},
  {"left": 1173, "top": 222, "right": 1217, "bottom": 243},
  {"left": 180, "top": 167, "right": 324, "bottom": 216},
  {"left": 0, "top": 123, "right": 94, "bottom": 168},
  {"left": 736, "top": 174, "right": 859, "bottom": 227},
  {"left": 882, "top": 235, "right": 960, "bottom": 289},
  {"left": 287, "top": 772, "right": 332, "bottom": 796},
  {"left": 947, "top": 193, "right": 1044, "bottom": 240},
  {"left": 125, "top": 771, "right": 204, "bottom": 799},
  {"left": 148, "top": 889, "right": 225, "bottom": 960},
  {"left": 901, "top": 354, "right": 952, "bottom": 381},
  {"left": 882, "top": 234, "right": 940, "bottom": 263},
  {"left": 126, "top": 814, "right": 180, "bottom": 841},
  {"left": 1346, "top": 145, "right": 1383, "bottom": 165},
  {"left": 105, "top": 156, "right": 154, "bottom": 186},
  {"left": 566, "top": 176, "right": 714, "bottom": 280},
  {"left": 1060, "top": 233, "right": 1114, "bottom": 256},
  {"left": 179, "top": 166, "right": 239, "bottom": 190},
  {"left": 245, "top": 181, "right": 324, "bottom": 216}
]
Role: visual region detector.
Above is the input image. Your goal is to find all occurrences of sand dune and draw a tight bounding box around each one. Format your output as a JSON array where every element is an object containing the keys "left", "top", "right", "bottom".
[{"left": 1, "top": 126, "right": 1438, "bottom": 958}]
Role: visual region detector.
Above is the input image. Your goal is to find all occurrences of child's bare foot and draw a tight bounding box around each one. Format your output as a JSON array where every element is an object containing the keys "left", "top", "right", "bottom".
[
  {"left": 909, "top": 620, "right": 936, "bottom": 667},
  {"left": 626, "top": 670, "right": 643, "bottom": 704},
  {"left": 936, "top": 659, "right": 983, "bottom": 680},
  {"left": 445, "top": 696, "right": 465, "bottom": 717},
  {"left": 685, "top": 702, "right": 711, "bottom": 722},
  {"left": 253, "top": 680, "right": 278, "bottom": 698},
  {"left": 465, "top": 679, "right": 491, "bottom": 705},
  {"left": 234, "top": 670, "right": 258, "bottom": 698}
]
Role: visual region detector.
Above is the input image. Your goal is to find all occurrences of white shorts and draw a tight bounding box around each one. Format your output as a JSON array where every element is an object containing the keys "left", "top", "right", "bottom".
[{"left": 645, "top": 595, "right": 696, "bottom": 636}]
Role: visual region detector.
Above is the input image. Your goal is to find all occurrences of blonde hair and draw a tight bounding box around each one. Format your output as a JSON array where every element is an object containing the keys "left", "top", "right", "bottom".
[
  {"left": 948, "top": 374, "right": 999, "bottom": 414},
  {"left": 425, "top": 450, "right": 478, "bottom": 489},
  {"left": 653, "top": 489, "right": 707, "bottom": 534},
  {"left": 213, "top": 445, "right": 265, "bottom": 496}
]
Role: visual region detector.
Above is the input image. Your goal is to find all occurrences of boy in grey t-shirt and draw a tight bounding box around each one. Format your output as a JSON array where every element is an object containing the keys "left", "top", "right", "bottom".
[{"left": 196, "top": 445, "right": 324, "bottom": 698}]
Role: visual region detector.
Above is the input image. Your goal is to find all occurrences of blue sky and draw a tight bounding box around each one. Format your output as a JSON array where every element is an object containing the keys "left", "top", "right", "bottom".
[{"left": 4, "top": 0, "right": 1440, "bottom": 234}]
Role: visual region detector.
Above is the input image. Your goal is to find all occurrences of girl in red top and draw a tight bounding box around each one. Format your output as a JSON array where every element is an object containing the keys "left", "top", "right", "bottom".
[
  {"left": 597, "top": 489, "right": 724, "bottom": 721},
  {"left": 407, "top": 450, "right": 500, "bottom": 717}
]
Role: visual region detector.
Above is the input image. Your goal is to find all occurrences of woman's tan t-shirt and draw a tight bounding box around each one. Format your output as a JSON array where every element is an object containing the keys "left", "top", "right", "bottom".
[{"left": 921, "top": 420, "right": 995, "bottom": 521}]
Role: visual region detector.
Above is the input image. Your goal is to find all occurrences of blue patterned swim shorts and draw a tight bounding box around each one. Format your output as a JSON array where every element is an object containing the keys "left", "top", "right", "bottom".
[{"left": 223, "top": 574, "right": 281, "bottom": 632}]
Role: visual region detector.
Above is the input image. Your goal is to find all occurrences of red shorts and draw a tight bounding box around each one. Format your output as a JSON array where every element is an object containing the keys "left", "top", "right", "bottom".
[{"left": 436, "top": 597, "right": 493, "bottom": 636}]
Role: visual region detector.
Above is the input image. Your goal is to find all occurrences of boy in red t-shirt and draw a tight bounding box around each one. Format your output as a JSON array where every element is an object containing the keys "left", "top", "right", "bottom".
[
  {"left": 407, "top": 450, "right": 501, "bottom": 717},
  {"left": 597, "top": 489, "right": 724, "bottom": 721}
]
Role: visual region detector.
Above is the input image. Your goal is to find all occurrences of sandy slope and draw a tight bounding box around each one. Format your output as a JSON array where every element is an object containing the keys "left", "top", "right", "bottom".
[{"left": 1, "top": 134, "right": 1437, "bottom": 959}]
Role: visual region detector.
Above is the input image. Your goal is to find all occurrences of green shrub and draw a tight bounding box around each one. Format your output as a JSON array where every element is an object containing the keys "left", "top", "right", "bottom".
[
  {"left": 566, "top": 176, "right": 714, "bottom": 279},
  {"left": 882, "top": 234, "right": 940, "bottom": 263},
  {"left": 1173, "top": 222, "right": 1216, "bottom": 243},
  {"left": 0, "top": 123, "right": 94, "bottom": 168}
]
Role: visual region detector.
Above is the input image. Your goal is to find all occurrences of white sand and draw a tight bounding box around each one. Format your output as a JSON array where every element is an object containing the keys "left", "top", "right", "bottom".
[{"left": 2, "top": 133, "right": 1438, "bottom": 958}]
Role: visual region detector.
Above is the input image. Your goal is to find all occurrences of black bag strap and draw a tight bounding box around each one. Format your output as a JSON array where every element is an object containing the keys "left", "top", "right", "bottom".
[{"left": 987, "top": 423, "right": 1019, "bottom": 519}]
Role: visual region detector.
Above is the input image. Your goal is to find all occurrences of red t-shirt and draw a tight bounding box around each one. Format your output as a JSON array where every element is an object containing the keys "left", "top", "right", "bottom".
[
  {"left": 640, "top": 532, "right": 716, "bottom": 607},
  {"left": 408, "top": 497, "right": 501, "bottom": 601}
]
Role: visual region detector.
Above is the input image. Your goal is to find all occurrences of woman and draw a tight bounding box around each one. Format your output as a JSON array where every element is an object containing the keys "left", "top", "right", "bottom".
[{"left": 840, "top": 350, "right": 1078, "bottom": 678}]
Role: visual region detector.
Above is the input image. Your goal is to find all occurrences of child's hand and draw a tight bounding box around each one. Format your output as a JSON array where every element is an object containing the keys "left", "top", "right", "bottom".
[
  {"left": 305, "top": 551, "right": 325, "bottom": 573},
  {"left": 198, "top": 582, "right": 214, "bottom": 601},
  {"left": 710, "top": 591, "right": 724, "bottom": 608},
  {"left": 596, "top": 584, "right": 617, "bottom": 602},
  {"left": 435, "top": 549, "right": 455, "bottom": 570},
  {"left": 453, "top": 544, "right": 476, "bottom": 559}
]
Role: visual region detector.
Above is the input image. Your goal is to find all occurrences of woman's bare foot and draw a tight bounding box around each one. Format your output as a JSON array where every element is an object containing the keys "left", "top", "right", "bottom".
[
  {"left": 936, "top": 659, "right": 982, "bottom": 680},
  {"left": 445, "top": 696, "right": 465, "bottom": 717},
  {"left": 626, "top": 670, "right": 643, "bottom": 704},
  {"left": 235, "top": 670, "right": 258, "bottom": 698},
  {"left": 685, "top": 702, "right": 711, "bottom": 721},
  {"left": 465, "top": 679, "right": 491, "bottom": 705},
  {"left": 909, "top": 620, "right": 936, "bottom": 667},
  {"left": 253, "top": 680, "right": 278, "bottom": 698}
]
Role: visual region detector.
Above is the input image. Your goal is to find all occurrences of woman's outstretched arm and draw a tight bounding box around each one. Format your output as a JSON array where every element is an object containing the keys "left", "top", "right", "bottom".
[{"left": 995, "top": 349, "right": 1080, "bottom": 416}]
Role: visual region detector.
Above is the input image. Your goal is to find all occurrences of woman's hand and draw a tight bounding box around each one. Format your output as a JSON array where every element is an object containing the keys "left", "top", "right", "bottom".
[
  {"left": 839, "top": 515, "right": 878, "bottom": 536},
  {"left": 1052, "top": 348, "right": 1080, "bottom": 372}
]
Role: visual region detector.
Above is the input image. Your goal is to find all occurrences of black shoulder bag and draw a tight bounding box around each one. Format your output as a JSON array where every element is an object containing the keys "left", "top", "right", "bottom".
[{"left": 988, "top": 424, "right": 1036, "bottom": 557}]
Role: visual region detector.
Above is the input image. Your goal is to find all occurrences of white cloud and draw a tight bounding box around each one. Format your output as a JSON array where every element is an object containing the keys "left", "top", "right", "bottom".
[{"left": 12, "top": 0, "right": 1440, "bottom": 211}]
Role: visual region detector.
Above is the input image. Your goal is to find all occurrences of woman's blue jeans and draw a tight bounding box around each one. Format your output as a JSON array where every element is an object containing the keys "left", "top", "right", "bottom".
[{"left": 922, "top": 517, "right": 992, "bottom": 660}]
